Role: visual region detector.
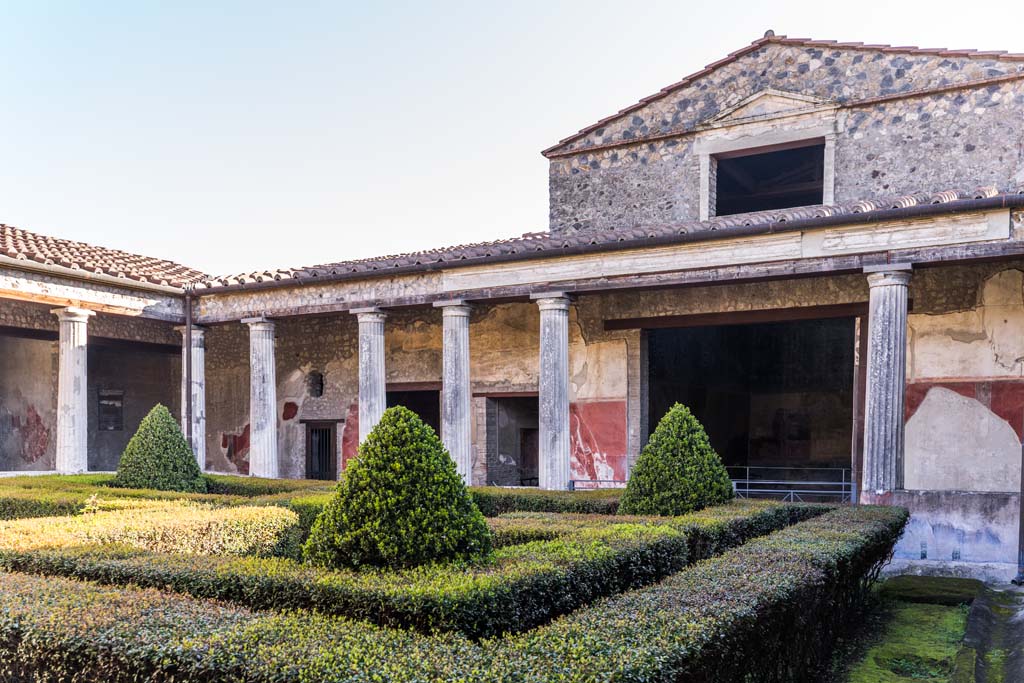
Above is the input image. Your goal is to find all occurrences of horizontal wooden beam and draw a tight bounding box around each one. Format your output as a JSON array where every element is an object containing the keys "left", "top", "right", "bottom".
[
  {"left": 0, "top": 325, "right": 180, "bottom": 355},
  {"left": 604, "top": 303, "right": 870, "bottom": 330}
]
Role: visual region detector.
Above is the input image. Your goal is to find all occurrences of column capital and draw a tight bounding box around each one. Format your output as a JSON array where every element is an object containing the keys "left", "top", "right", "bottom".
[
  {"left": 531, "top": 292, "right": 572, "bottom": 312},
  {"left": 866, "top": 270, "right": 912, "bottom": 288},
  {"left": 174, "top": 324, "right": 207, "bottom": 337},
  {"left": 352, "top": 307, "right": 387, "bottom": 323},
  {"left": 241, "top": 316, "right": 275, "bottom": 331},
  {"left": 434, "top": 300, "right": 472, "bottom": 317},
  {"left": 51, "top": 307, "right": 95, "bottom": 323}
]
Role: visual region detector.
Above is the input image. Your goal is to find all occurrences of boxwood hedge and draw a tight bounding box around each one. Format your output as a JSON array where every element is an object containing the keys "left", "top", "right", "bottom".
[
  {"left": 0, "top": 499, "right": 819, "bottom": 639},
  {"left": 0, "top": 505, "right": 907, "bottom": 682},
  {"left": 0, "top": 500, "right": 302, "bottom": 558},
  {"left": 469, "top": 486, "right": 622, "bottom": 516}
]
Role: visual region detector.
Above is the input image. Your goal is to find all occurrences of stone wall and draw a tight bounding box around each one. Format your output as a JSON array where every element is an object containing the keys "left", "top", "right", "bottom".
[
  {"left": 549, "top": 42, "right": 1024, "bottom": 233},
  {"left": 0, "top": 298, "right": 179, "bottom": 346}
]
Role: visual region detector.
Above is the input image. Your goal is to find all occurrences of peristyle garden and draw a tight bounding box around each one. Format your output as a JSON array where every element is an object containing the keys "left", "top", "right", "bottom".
[{"left": 0, "top": 402, "right": 910, "bottom": 682}]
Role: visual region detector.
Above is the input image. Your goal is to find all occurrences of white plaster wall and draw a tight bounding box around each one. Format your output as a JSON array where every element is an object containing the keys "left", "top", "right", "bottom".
[
  {"left": 905, "top": 388, "right": 1021, "bottom": 492},
  {"left": 909, "top": 269, "right": 1024, "bottom": 381}
]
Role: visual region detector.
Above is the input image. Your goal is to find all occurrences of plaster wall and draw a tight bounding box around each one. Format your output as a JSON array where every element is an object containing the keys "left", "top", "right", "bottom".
[
  {"left": 0, "top": 336, "right": 57, "bottom": 471},
  {"left": 905, "top": 267, "right": 1024, "bottom": 494}
]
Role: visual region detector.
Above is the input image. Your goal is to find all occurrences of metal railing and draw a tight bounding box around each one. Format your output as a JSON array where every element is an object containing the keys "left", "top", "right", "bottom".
[{"left": 727, "top": 466, "right": 856, "bottom": 503}]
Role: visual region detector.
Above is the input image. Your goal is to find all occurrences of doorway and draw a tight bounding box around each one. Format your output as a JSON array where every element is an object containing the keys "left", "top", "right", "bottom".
[
  {"left": 386, "top": 389, "right": 441, "bottom": 435},
  {"left": 646, "top": 315, "right": 858, "bottom": 499},
  {"left": 485, "top": 396, "right": 539, "bottom": 486},
  {"left": 305, "top": 421, "right": 337, "bottom": 480}
]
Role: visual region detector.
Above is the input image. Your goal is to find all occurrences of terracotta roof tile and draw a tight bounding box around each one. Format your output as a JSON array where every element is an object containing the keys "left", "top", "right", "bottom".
[
  {"left": 0, "top": 224, "right": 207, "bottom": 288},
  {"left": 201, "top": 186, "right": 1013, "bottom": 290}
]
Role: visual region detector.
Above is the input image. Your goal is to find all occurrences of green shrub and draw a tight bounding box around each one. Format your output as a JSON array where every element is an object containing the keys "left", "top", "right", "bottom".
[
  {"left": 0, "top": 499, "right": 820, "bottom": 639},
  {"left": 112, "top": 404, "right": 206, "bottom": 493},
  {"left": 0, "top": 505, "right": 907, "bottom": 682},
  {"left": 303, "top": 406, "right": 491, "bottom": 570},
  {"left": 619, "top": 402, "right": 733, "bottom": 515}
]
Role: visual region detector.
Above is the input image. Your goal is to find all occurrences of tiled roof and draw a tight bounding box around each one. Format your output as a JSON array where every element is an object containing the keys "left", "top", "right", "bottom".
[
  {"left": 201, "top": 186, "right": 1016, "bottom": 290},
  {"left": 0, "top": 224, "right": 207, "bottom": 288},
  {"left": 543, "top": 33, "right": 1024, "bottom": 157}
]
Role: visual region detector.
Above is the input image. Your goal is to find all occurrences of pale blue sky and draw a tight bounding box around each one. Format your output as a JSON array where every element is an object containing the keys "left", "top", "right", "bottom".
[{"left": 1, "top": 1, "right": 1022, "bottom": 276}]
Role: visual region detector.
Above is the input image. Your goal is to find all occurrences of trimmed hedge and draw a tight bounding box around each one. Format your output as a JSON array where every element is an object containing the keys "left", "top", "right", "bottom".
[
  {"left": 202, "top": 474, "right": 333, "bottom": 497},
  {"left": 0, "top": 500, "right": 302, "bottom": 558},
  {"left": 469, "top": 486, "right": 622, "bottom": 516},
  {"left": 113, "top": 404, "right": 207, "bottom": 492},
  {"left": 0, "top": 499, "right": 820, "bottom": 639},
  {"left": 0, "top": 505, "right": 907, "bottom": 682},
  {"left": 304, "top": 406, "right": 492, "bottom": 570}
]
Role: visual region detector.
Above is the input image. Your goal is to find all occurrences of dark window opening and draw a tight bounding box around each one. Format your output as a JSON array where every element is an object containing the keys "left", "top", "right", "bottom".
[
  {"left": 307, "top": 371, "right": 325, "bottom": 398},
  {"left": 647, "top": 317, "right": 855, "bottom": 475},
  {"left": 386, "top": 390, "right": 441, "bottom": 435},
  {"left": 715, "top": 143, "right": 824, "bottom": 216},
  {"left": 97, "top": 389, "right": 124, "bottom": 432}
]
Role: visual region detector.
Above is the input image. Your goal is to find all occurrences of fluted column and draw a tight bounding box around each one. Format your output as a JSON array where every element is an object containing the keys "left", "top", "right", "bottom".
[
  {"left": 176, "top": 325, "right": 207, "bottom": 469},
  {"left": 434, "top": 300, "right": 472, "bottom": 482},
  {"left": 52, "top": 307, "right": 94, "bottom": 474},
  {"left": 354, "top": 308, "right": 387, "bottom": 442},
  {"left": 242, "top": 317, "right": 278, "bottom": 478},
  {"left": 532, "top": 293, "right": 571, "bottom": 490},
  {"left": 862, "top": 266, "right": 911, "bottom": 498}
]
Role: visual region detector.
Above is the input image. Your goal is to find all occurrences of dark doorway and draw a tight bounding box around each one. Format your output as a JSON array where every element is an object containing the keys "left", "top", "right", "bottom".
[
  {"left": 305, "top": 422, "right": 337, "bottom": 480},
  {"left": 486, "top": 396, "right": 540, "bottom": 486},
  {"left": 386, "top": 389, "right": 441, "bottom": 435},
  {"left": 715, "top": 142, "right": 825, "bottom": 216},
  {"left": 647, "top": 317, "right": 856, "bottom": 474}
]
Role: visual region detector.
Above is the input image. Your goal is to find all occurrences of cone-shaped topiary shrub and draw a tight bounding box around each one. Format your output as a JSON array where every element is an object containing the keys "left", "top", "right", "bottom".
[
  {"left": 112, "top": 404, "right": 207, "bottom": 493},
  {"left": 619, "top": 403, "right": 733, "bottom": 516},
  {"left": 303, "top": 405, "right": 492, "bottom": 570}
]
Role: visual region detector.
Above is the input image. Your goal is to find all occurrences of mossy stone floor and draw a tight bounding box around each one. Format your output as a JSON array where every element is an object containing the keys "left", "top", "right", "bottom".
[
  {"left": 835, "top": 575, "right": 1024, "bottom": 683},
  {"left": 835, "top": 576, "right": 981, "bottom": 683}
]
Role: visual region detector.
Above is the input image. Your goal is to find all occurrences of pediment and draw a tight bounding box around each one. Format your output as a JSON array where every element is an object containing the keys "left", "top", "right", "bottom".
[{"left": 707, "top": 89, "right": 835, "bottom": 125}]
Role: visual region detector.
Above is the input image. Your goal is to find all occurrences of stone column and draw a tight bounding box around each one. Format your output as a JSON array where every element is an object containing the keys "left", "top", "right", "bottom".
[
  {"left": 862, "top": 265, "right": 912, "bottom": 499},
  {"left": 52, "top": 307, "right": 94, "bottom": 474},
  {"left": 353, "top": 308, "right": 387, "bottom": 442},
  {"left": 242, "top": 317, "right": 278, "bottom": 478},
  {"left": 176, "top": 325, "right": 207, "bottom": 470},
  {"left": 434, "top": 300, "right": 472, "bottom": 482},
  {"left": 532, "top": 293, "right": 571, "bottom": 490}
]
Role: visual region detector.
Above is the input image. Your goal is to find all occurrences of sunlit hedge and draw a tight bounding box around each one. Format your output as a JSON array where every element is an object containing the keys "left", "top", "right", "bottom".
[
  {"left": 0, "top": 505, "right": 907, "bottom": 682},
  {"left": 0, "top": 499, "right": 818, "bottom": 639},
  {"left": 0, "top": 500, "right": 301, "bottom": 558}
]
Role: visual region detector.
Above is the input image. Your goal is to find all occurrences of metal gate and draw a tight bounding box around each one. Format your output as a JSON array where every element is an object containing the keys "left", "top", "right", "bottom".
[{"left": 305, "top": 422, "right": 337, "bottom": 481}]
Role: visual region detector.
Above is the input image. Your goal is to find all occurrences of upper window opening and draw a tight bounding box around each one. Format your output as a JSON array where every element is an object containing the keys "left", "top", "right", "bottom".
[
  {"left": 307, "top": 371, "right": 325, "bottom": 398},
  {"left": 715, "top": 142, "right": 825, "bottom": 217},
  {"left": 97, "top": 389, "right": 124, "bottom": 431}
]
